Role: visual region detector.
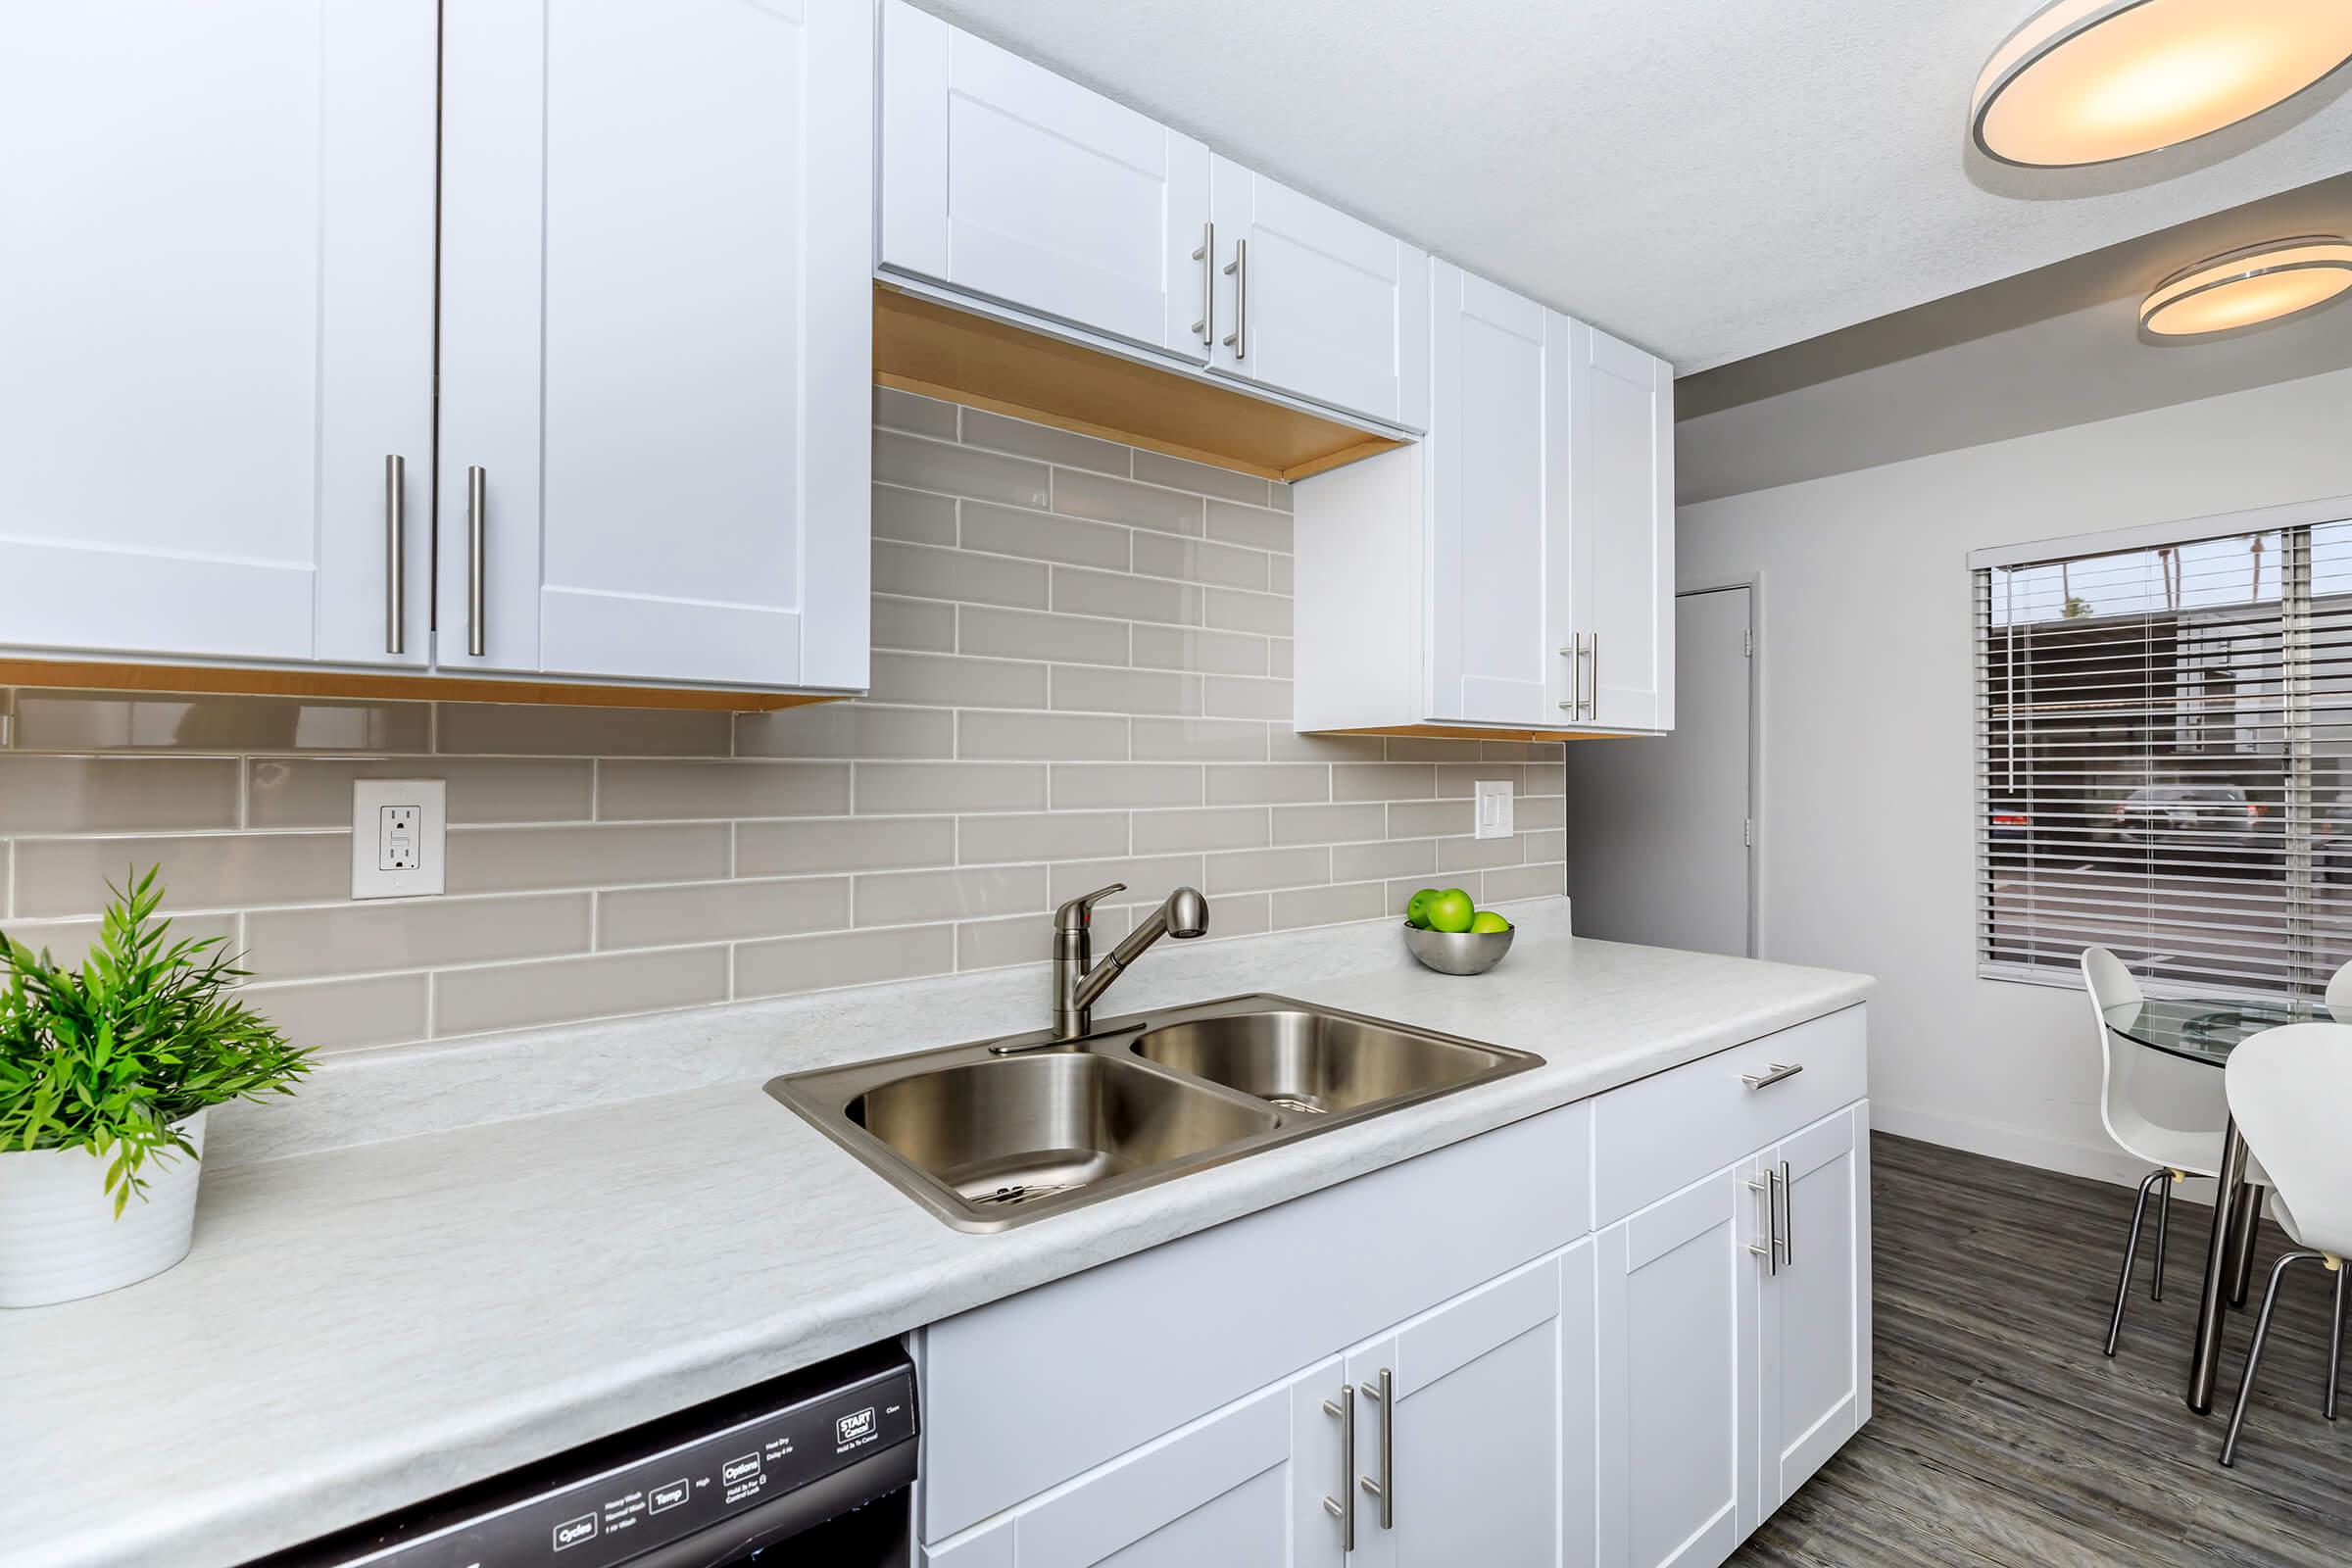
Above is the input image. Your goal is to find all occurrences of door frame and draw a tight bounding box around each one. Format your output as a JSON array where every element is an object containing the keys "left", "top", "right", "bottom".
[{"left": 1676, "top": 575, "right": 1765, "bottom": 959}]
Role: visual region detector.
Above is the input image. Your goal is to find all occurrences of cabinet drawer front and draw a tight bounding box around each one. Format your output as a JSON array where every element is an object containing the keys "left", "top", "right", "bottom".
[
  {"left": 920, "top": 1100, "right": 1592, "bottom": 1542},
  {"left": 1591, "top": 1005, "right": 1865, "bottom": 1227}
]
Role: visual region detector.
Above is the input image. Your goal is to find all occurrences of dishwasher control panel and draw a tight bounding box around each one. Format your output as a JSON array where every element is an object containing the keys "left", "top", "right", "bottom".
[{"left": 269, "top": 1347, "right": 915, "bottom": 1568}]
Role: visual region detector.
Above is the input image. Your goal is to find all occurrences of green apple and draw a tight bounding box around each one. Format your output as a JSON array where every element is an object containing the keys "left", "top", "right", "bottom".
[
  {"left": 1426, "top": 888, "right": 1477, "bottom": 934},
  {"left": 1470, "top": 910, "right": 1512, "bottom": 934},
  {"left": 1404, "top": 887, "right": 1442, "bottom": 929}
]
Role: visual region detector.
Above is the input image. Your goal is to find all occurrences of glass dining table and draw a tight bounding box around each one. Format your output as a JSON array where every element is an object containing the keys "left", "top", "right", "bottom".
[{"left": 2100, "top": 995, "right": 2336, "bottom": 1413}]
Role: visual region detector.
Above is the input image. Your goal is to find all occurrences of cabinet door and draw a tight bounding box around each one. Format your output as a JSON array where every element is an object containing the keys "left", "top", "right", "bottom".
[
  {"left": 1345, "top": 1249, "right": 1585, "bottom": 1566},
  {"left": 440, "top": 0, "right": 871, "bottom": 688},
  {"left": 954, "top": 1359, "right": 1343, "bottom": 1568},
  {"left": 1596, "top": 1167, "right": 1758, "bottom": 1568},
  {"left": 1209, "top": 159, "right": 1429, "bottom": 430},
  {"left": 1758, "top": 1105, "right": 1869, "bottom": 1513},
  {"left": 879, "top": 0, "right": 1211, "bottom": 364},
  {"left": 0, "top": 0, "right": 435, "bottom": 667},
  {"left": 1427, "top": 265, "right": 1571, "bottom": 725},
  {"left": 1570, "top": 320, "right": 1675, "bottom": 731}
]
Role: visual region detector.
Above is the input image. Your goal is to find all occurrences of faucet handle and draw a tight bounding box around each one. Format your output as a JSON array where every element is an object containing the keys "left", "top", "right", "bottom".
[{"left": 1054, "top": 884, "right": 1126, "bottom": 932}]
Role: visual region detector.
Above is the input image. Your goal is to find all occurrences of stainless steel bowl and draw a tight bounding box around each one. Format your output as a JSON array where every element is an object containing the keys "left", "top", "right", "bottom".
[{"left": 1402, "top": 921, "right": 1514, "bottom": 976}]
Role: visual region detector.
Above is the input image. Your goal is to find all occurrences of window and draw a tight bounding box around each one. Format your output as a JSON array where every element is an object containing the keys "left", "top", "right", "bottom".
[{"left": 1975, "top": 514, "right": 2352, "bottom": 997}]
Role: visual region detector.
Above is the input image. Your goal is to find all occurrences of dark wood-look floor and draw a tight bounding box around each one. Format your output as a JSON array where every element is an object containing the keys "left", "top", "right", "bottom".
[{"left": 1732, "top": 1133, "right": 2352, "bottom": 1568}]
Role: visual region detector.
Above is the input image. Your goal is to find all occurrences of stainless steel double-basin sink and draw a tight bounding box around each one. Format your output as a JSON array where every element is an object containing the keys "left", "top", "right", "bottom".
[{"left": 766, "top": 994, "right": 1543, "bottom": 1232}]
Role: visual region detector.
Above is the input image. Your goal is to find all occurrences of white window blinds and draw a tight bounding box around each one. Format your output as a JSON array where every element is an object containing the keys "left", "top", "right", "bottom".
[{"left": 1976, "top": 515, "right": 2352, "bottom": 997}]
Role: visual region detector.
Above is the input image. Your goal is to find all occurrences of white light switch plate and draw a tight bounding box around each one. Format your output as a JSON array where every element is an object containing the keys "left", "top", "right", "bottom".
[
  {"left": 1473, "top": 779, "right": 1514, "bottom": 840},
  {"left": 352, "top": 779, "right": 445, "bottom": 899}
]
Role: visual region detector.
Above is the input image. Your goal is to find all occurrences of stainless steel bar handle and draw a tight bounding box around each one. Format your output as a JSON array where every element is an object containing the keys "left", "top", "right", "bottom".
[
  {"left": 466, "top": 465, "right": 487, "bottom": 658},
  {"left": 1740, "top": 1060, "right": 1803, "bottom": 1091},
  {"left": 1321, "top": 1385, "right": 1354, "bottom": 1551},
  {"left": 1557, "top": 637, "right": 1580, "bottom": 712},
  {"left": 1359, "top": 1366, "right": 1394, "bottom": 1529},
  {"left": 1585, "top": 630, "right": 1600, "bottom": 719},
  {"left": 1221, "top": 238, "right": 1248, "bottom": 361},
  {"left": 1781, "top": 1158, "right": 1794, "bottom": 1266},
  {"left": 384, "top": 454, "right": 405, "bottom": 656},
  {"left": 1746, "top": 1172, "right": 1779, "bottom": 1275},
  {"left": 1191, "top": 220, "right": 1214, "bottom": 345}
]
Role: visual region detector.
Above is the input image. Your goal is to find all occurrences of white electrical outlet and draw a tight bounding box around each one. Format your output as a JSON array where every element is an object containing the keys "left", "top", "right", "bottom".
[
  {"left": 352, "top": 780, "right": 445, "bottom": 899},
  {"left": 1473, "top": 779, "right": 1514, "bottom": 840}
]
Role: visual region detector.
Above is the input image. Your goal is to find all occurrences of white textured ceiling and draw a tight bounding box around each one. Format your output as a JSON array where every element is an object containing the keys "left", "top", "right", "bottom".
[{"left": 913, "top": 0, "right": 2352, "bottom": 371}]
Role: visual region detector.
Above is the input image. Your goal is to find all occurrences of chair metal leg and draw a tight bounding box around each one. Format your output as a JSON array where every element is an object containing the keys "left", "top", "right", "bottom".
[
  {"left": 2107, "top": 1168, "right": 2169, "bottom": 1357},
  {"left": 2328, "top": 1263, "right": 2346, "bottom": 1423},
  {"left": 2228, "top": 1185, "right": 2264, "bottom": 1307},
  {"left": 2221, "top": 1250, "right": 2326, "bottom": 1468},
  {"left": 2153, "top": 1173, "right": 2173, "bottom": 1302}
]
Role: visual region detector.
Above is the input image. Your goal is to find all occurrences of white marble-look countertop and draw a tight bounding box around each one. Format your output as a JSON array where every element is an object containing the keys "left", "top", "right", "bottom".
[{"left": 0, "top": 903, "right": 1870, "bottom": 1568}]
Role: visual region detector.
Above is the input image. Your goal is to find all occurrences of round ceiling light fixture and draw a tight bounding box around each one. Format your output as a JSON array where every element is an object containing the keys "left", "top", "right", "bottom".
[
  {"left": 2139, "top": 236, "right": 2352, "bottom": 336},
  {"left": 1971, "top": 0, "right": 2352, "bottom": 167}
]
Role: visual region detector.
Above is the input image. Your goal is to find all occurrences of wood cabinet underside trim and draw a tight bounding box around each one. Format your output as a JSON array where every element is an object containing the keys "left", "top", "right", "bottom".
[
  {"left": 873, "top": 285, "right": 1403, "bottom": 483},
  {"left": 0, "top": 660, "right": 847, "bottom": 712}
]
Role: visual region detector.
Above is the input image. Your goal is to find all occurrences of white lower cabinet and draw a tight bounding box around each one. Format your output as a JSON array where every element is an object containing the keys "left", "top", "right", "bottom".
[
  {"left": 1343, "top": 1243, "right": 1596, "bottom": 1567},
  {"left": 1757, "top": 1106, "right": 1872, "bottom": 1514},
  {"left": 925, "top": 1361, "right": 1346, "bottom": 1568},
  {"left": 1595, "top": 1166, "right": 1757, "bottom": 1568},
  {"left": 1594, "top": 1101, "right": 1873, "bottom": 1568},
  {"left": 918, "top": 1008, "right": 1869, "bottom": 1567}
]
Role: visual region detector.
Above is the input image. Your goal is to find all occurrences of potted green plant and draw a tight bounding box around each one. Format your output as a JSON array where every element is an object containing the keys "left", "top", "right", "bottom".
[{"left": 0, "top": 868, "right": 311, "bottom": 1307}]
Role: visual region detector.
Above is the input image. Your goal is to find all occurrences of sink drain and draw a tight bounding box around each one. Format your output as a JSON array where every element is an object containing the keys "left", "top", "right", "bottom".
[{"left": 970, "top": 1182, "right": 1081, "bottom": 1208}]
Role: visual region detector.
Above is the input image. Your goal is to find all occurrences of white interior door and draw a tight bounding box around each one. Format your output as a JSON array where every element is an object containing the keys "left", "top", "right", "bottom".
[
  {"left": 1563, "top": 587, "right": 1754, "bottom": 956},
  {"left": 1596, "top": 1168, "right": 1757, "bottom": 1568},
  {"left": 1209, "top": 159, "right": 1428, "bottom": 429},
  {"left": 1757, "top": 1107, "right": 1867, "bottom": 1512},
  {"left": 440, "top": 0, "right": 871, "bottom": 688},
  {"left": 879, "top": 0, "right": 1211, "bottom": 362},
  {"left": 1429, "top": 266, "right": 1557, "bottom": 726},
  {"left": 0, "top": 0, "right": 435, "bottom": 667},
  {"left": 1573, "top": 321, "right": 1674, "bottom": 730}
]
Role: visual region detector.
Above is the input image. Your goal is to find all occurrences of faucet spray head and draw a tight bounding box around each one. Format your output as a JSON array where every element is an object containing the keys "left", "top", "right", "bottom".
[{"left": 1165, "top": 885, "right": 1209, "bottom": 939}]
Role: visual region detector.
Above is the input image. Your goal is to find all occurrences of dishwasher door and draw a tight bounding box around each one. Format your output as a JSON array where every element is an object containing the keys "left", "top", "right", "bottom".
[{"left": 252, "top": 1342, "right": 915, "bottom": 1568}]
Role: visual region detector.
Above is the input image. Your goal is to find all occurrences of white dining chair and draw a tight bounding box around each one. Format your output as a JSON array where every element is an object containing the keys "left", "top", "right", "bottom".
[
  {"left": 2082, "top": 947, "right": 2263, "bottom": 1356},
  {"left": 2218, "top": 1021, "right": 2352, "bottom": 1467},
  {"left": 2326, "top": 959, "right": 2352, "bottom": 1019}
]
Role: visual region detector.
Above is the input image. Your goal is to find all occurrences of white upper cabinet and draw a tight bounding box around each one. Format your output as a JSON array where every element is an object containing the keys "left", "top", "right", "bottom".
[
  {"left": 1570, "top": 321, "right": 1676, "bottom": 732},
  {"left": 1293, "top": 263, "right": 1672, "bottom": 739},
  {"left": 0, "top": 0, "right": 436, "bottom": 668},
  {"left": 439, "top": 0, "right": 872, "bottom": 691},
  {"left": 1207, "top": 159, "right": 1431, "bottom": 431},
  {"left": 874, "top": 1, "right": 1427, "bottom": 434},
  {"left": 878, "top": 0, "right": 1212, "bottom": 365},
  {"left": 1427, "top": 265, "right": 1569, "bottom": 727}
]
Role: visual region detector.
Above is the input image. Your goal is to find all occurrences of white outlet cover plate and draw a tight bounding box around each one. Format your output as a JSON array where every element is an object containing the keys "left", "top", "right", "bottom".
[
  {"left": 1473, "top": 779, "right": 1514, "bottom": 840},
  {"left": 352, "top": 779, "right": 445, "bottom": 900}
]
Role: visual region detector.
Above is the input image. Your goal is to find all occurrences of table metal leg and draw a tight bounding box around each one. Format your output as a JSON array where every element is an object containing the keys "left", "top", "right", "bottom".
[
  {"left": 2189, "top": 1120, "right": 2252, "bottom": 1413},
  {"left": 2227, "top": 1183, "right": 2264, "bottom": 1307}
]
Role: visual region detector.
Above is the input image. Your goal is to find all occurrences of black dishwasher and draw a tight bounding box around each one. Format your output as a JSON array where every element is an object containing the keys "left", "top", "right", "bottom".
[{"left": 250, "top": 1341, "right": 915, "bottom": 1568}]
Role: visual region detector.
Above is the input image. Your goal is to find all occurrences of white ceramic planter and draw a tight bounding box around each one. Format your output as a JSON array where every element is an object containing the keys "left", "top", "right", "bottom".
[{"left": 0, "top": 1110, "right": 206, "bottom": 1308}]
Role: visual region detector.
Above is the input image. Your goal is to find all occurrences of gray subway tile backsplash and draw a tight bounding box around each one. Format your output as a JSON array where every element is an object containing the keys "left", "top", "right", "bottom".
[
  {"left": 0, "top": 756, "right": 239, "bottom": 834},
  {"left": 0, "top": 392, "right": 1559, "bottom": 1054},
  {"left": 873, "top": 429, "right": 1050, "bottom": 509}
]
